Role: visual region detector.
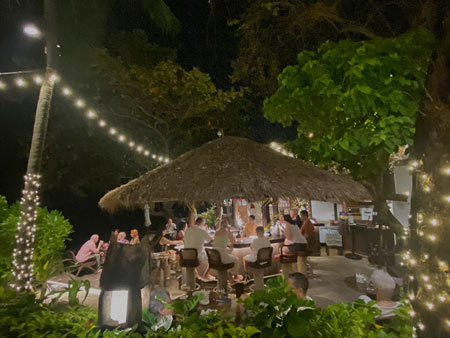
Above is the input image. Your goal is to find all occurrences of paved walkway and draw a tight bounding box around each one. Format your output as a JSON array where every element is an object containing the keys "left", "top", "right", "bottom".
[{"left": 48, "top": 251, "right": 376, "bottom": 309}]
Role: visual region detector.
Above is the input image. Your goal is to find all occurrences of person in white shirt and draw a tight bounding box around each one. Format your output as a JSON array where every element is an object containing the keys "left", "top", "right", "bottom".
[
  {"left": 280, "top": 220, "right": 307, "bottom": 254},
  {"left": 165, "top": 218, "right": 177, "bottom": 233},
  {"left": 244, "top": 226, "right": 271, "bottom": 272},
  {"left": 359, "top": 270, "right": 401, "bottom": 319},
  {"left": 184, "top": 217, "right": 213, "bottom": 280}
]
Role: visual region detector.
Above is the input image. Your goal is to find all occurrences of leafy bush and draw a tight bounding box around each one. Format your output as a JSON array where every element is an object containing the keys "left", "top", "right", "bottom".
[
  {"left": 198, "top": 206, "right": 217, "bottom": 229},
  {"left": 0, "top": 195, "right": 73, "bottom": 284}
]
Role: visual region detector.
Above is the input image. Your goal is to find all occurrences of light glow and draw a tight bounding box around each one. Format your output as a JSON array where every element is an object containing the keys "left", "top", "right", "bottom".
[
  {"left": 23, "top": 24, "right": 41, "bottom": 37},
  {"left": 110, "top": 290, "right": 128, "bottom": 324}
]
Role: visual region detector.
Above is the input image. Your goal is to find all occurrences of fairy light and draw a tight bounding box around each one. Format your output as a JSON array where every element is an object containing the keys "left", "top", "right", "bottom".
[
  {"left": 410, "top": 310, "right": 416, "bottom": 317},
  {"left": 445, "top": 195, "right": 450, "bottom": 203},
  {"left": 424, "top": 186, "right": 431, "bottom": 192},
  {"left": 16, "top": 78, "right": 25, "bottom": 87},
  {"left": 418, "top": 323, "right": 425, "bottom": 331},
  {"left": 422, "top": 275, "right": 430, "bottom": 282},
  {"left": 431, "top": 219, "right": 438, "bottom": 226},
  {"left": 428, "top": 234, "right": 436, "bottom": 242},
  {"left": 308, "top": 132, "right": 314, "bottom": 138},
  {"left": 426, "top": 303, "right": 434, "bottom": 310},
  {"left": 410, "top": 258, "right": 417, "bottom": 265},
  {"left": 1, "top": 72, "right": 169, "bottom": 164},
  {"left": 86, "top": 110, "right": 96, "bottom": 119},
  {"left": 426, "top": 284, "right": 432, "bottom": 290},
  {"left": 75, "top": 99, "right": 85, "bottom": 108},
  {"left": 10, "top": 173, "right": 41, "bottom": 291},
  {"left": 412, "top": 160, "right": 419, "bottom": 168},
  {"left": 439, "top": 295, "right": 445, "bottom": 302}
]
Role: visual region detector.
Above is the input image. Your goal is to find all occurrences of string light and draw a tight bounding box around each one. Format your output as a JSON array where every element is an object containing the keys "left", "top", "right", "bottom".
[
  {"left": 269, "top": 141, "right": 295, "bottom": 157},
  {"left": 16, "top": 78, "right": 26, "bottom": 87},
  {"left": 86, "top": 110, "right": 96, "bottom": 119},
  {"left": 10, "top": 173, "right": 40, "bottom": 291},
  {"left": 75, "top": 99, "right": 85, "bottom": 108},
  {"left": 431, "top": 219, "right": 438, "bottom": 226},
  {"left": 0, "top": 72, "right": 172, "bottom": 165},
  {"left": 428, "top": 234, "right": 436, "bottom": 242},
  {"left": 426, "top": 303, "right": 434, "bottom": 310},
  {"left": 308, "top": 132, "right": 314, "bottom": 138}
]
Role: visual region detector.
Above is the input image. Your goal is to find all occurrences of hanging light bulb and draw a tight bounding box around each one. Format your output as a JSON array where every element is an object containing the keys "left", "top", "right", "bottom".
[
  {"left": 128, "top": 141, "right": 135, "bottom": 148},
  {"left": 16, "top": 78, "right": 26, "bottom": 87},
  {"left": 23, "top": 24, "right": 41, "bottom": 37},
  {"left": 98, "top": 120, "right": 107, "bottom": 127},
  {"left": 109, "top": 128, "right": 117, "bottom": 135},
  {"left": 33, "top": 76, "right": 42, "bottom": 84},
  {"left": 118, "top": 135, "right": 126, "bottom": 142},
  {"left": 144, "top": 150, "right": 149, "bottom": 156},
  {"left": 75, "top": 99, "right": 85, "bottom": 108},
  {"left": 62, "top": 87, "right": 71, "bottom": 96},
  {"left": 136, "top": 145, "right": 143, "bottom": 152},
  {"left": 86, "top": 110, "right": 96, "bottom": 119}
]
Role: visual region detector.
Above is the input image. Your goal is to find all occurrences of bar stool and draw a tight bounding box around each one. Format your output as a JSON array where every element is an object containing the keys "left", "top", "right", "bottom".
[
  {"left": 206, "top": 248, "right": 235, "bottom": 295},
  {"left": 296, "top": 243, "right": 308, "bottom": 275},
  {"left": 276, "top": 245, "right": 298, "bottom": 279},
  {"left": 246, "top": 247, "right": 273, "bottom": 291},
  {"left": 180, "top": 248, "right": 200, "bottom": 291}
]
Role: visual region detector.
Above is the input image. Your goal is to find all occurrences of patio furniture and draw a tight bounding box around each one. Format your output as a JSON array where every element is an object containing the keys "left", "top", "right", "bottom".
[
  {"left": 324, "top": 229, "right": 343, "bottom": 256},
  {"left": 296, "top": 244, "right": 308, "bottom": 275},
  {"left": 246, "top": 247, "right": 273, "bottom": 291},
  {"left": 179, "top": 248, "right": 200, "bottom": 291},
  {"left": 276, "top": 245, "right": 299, "bottom": 279},
  {"left": 206, "top": 248, "right": 235, "bottom": 295},
  {"left": 68, "top": 250, "right": 96, "bottom": 277}
]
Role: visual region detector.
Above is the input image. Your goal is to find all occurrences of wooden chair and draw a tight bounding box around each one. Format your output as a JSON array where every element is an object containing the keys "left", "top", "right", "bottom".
[
  {"left": 246, "top": 247, "right": 273, "bottom": 291},
  {"left": 68, "top": 250, "right": 96, "bottom": 277}
]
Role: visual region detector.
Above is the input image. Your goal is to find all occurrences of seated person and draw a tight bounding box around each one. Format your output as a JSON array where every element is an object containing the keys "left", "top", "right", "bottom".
[
  {"left": 359, "top": 270, "right": 401, "bottom": 319},
  {"left": 244, "top": 215, "right": 258, "bottom": 237},
  {"left": 130, "top": 229, "right": 140, "bottom": 245},
  {"left": 117, "top": 232, "right": 129, "bottom": 244},
  {"left": 244, "top": 226, "right": 271, "bottom": 271},
  {"left": 184, "top": 217, "right": 214, "bottom": 280},
  {"left": 75, "top": 234, "right": 104, "bottom": 272},
  {"left": 157, "top": 229, "right": 183, "bottom": 251},
  {"left": 175, "top": 220, "right": 187, "bottom": 241},
  {"left": 212, "top": 219, "right": 243, "bottom": 282},
  {"left": 113, "top": 229, "right": 120, "bottom": 237},
  {"left": 149, "top": 288, "right": 173, "bottom": 330},
  {"left": 287, "top": 272, "right": 313, "bottom": 301},
  {"left": 165, "top": 218, "right": 177, "bottom": 233},
  {"left": 280, "top": 219, "right": 307, "bottom": 254}
]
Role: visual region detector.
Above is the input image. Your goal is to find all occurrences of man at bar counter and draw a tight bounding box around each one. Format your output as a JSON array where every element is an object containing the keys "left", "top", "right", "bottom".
[
  {"left": 243, "top": 215, "right": 258, "bottom": 237},
  {"left": 285, "top": 208, "right": 303, "bottom": 229}
]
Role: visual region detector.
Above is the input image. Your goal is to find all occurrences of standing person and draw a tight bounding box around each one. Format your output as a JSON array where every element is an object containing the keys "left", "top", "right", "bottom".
[
  {"left": 285, "top": 208, "right": 303, "bottom": 229},
  {"left": 75, "top": 234, "right": 104, "bottom": 272},
  {"left": 212, "top": 220, "right": 243, "bottom": 282},
  {"left": 184, "top": 217, "right": 214, "bottom": 280},
  {"left": 244, "top": 226, "right": 272, "bottom": 272},
  {"left": 299, "top": 210, "right": 320, "bottom": 255},
  {"left": 244, "top": 215, "right": 258, "bottom": 237},
  {"left": 130, "top": 229, "right": 140, "bottom": 245}
]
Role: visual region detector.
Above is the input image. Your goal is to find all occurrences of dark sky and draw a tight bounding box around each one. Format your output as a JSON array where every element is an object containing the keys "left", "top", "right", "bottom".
[{"left": 0, "top": 0, "right": 292, "bottom": 248}]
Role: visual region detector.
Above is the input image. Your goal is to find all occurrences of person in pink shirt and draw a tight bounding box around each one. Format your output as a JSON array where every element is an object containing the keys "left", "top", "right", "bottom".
[{"left": 75, "top": 234, "right": 103, "bottom": 271}]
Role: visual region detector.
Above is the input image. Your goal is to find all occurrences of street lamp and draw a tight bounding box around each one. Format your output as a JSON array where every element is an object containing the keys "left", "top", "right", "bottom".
[{"left": 23, "top": 24, "right": 41, "bottom": 38}]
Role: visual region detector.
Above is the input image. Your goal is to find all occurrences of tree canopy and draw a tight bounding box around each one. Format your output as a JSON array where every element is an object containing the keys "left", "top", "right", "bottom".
[{"left": 264, "top": 29, "right": 433, "bottom": 180}]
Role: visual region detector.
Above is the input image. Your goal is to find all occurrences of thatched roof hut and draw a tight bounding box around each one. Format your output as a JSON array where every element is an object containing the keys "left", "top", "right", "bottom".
[{"left": 99, "top": 136, "right": 370, "bottom": 213}]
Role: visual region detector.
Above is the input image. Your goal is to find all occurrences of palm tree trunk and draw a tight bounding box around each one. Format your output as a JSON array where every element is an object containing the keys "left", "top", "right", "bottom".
[{"left": 10, "top": 0, "right": 57, "bottom": 291}]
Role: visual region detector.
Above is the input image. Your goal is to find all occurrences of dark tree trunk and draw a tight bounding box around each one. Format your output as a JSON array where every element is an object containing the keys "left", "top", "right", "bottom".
[
  {"left": 407, "top": 1, "right": 450, "bottom": 336},
  {"left": 10, "top": 0, "right": 58, "bottom": 291}
]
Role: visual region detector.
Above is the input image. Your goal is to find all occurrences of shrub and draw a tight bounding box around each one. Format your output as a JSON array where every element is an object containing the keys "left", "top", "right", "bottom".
[{"left": 0, "top": 195, "right": 73, "bottom": 284}]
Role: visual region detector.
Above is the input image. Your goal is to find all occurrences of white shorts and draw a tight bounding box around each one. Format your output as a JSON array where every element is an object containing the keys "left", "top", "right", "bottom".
[{"left": 245, "top": 254, "right": 257, "bottom": 263}]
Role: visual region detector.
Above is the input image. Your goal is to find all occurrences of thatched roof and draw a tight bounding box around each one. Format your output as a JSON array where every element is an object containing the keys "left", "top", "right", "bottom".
[{"left": 99, "top": 136, "right": 371, "bottom": 213}]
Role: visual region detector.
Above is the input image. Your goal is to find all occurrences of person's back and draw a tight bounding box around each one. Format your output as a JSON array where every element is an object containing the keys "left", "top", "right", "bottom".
[
  {"left": 251, "top": 237, "right": 271, "bottom": 253},
  {"left": 184, "top": 223, "right": 211, "bottom": 260},
  {"left": 287, "top": 222, "right": 307, "bottom": 244}
]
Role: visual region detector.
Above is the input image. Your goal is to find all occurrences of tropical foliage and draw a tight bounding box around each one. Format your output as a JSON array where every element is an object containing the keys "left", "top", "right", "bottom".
[
  {"left": 0, "top": 195, "right": 73, "bottom": 283},
  {"left": 264, "top": 29, "right": 433, "bottom": 180},
  {"left": 0, "top": 276, "right": 413, "bottom": 338}
]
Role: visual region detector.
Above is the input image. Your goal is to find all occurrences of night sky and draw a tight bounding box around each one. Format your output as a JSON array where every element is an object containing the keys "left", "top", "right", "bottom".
[{"left": 0, "top": 1, "right": 295, "bottom": 249}]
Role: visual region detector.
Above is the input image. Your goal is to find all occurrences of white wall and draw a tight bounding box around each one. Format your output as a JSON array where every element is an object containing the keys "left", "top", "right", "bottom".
[
  {"left": 391, "top": 165, "right": 412, "bottom": 228},
  {"left": 311, "top": 200, "right": 339, "bottom": 221}
]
